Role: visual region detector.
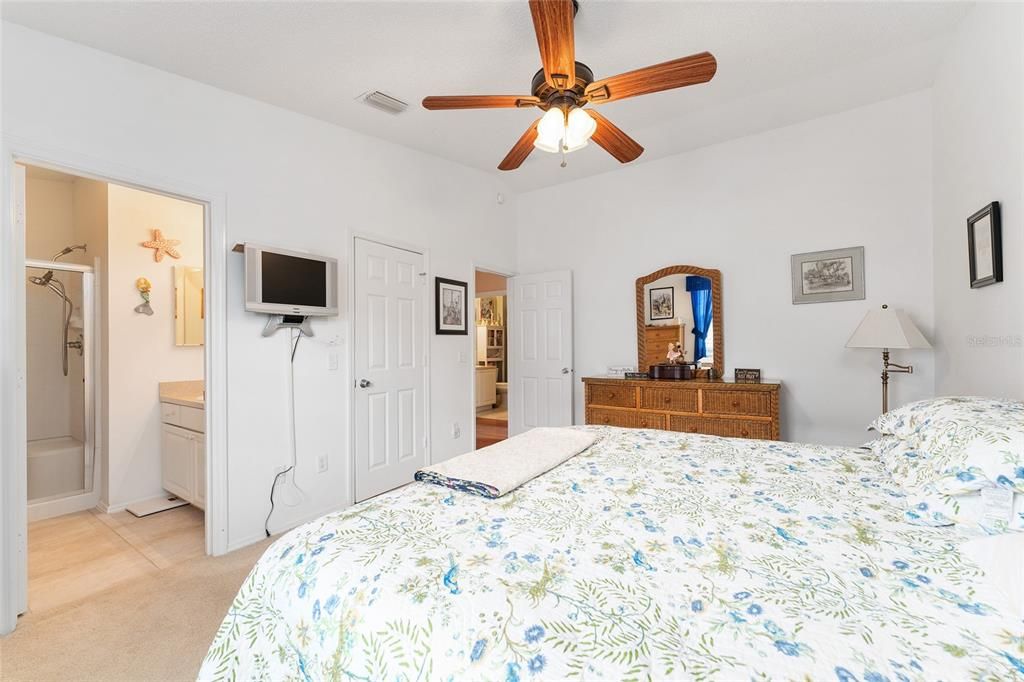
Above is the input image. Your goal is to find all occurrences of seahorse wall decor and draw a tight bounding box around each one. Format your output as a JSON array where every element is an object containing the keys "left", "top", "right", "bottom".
[{"left": 134, "top": 277, "right": 154, "bottom": 315}]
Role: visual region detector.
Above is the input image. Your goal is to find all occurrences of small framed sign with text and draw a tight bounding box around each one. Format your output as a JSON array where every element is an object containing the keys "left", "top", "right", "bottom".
[{"left": 734, "top": 368, "right": 762, "bottom": 384}]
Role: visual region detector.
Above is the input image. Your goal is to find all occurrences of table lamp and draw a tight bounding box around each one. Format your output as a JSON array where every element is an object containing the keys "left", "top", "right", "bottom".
[{"left": 846, "top": 304, "right": 931, "bottom": 413}]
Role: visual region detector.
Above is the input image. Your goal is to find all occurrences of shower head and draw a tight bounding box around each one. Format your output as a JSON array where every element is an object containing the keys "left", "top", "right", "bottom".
[
  {"left": 29, "top": 271, "right": 54, "bottom": 286},
  {"left": 51, "top": 244, "right": 87, "bottom": 261}
]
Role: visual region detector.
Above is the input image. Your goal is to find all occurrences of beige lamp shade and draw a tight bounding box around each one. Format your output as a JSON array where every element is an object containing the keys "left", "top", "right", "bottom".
[{"left": 846, "top": 305, "right": 931, "bottom": 350}]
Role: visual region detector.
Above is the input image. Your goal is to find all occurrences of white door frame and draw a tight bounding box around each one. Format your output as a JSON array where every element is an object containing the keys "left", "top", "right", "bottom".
[
  {"left": 348, "top": 232, "right": 431, "bottom": 505},
  {"left": 0, "top": 136, "right": 229, "bottom": 634},
  {"left": 469, "top": 265, "right": 516, "bottom": 450}
]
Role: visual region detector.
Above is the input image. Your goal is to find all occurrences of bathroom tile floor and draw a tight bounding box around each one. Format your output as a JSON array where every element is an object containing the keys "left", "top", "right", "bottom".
[{"left": 27, "top": 505, "right": 205, "bottom": 614}]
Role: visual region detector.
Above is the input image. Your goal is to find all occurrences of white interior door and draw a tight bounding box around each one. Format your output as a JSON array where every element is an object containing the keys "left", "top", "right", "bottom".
[
  {"left": 353, "top": 238, "right": 426, "bottom": 502},
  {"left": 508, "top": 270, "right": 573, "bottom": 436}
]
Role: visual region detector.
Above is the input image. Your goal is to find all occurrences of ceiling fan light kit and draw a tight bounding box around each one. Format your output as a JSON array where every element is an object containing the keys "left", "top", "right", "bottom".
[{"left": 422, "top": 0, "right": 717, "bottom": 171}]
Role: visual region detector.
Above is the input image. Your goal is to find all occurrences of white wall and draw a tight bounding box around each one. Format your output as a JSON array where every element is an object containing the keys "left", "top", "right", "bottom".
[
  {"left": 932, "top": 4, "right": 1024, "bottom": 399},
  {"left": 105, "top": 184, "right": 204, "bottom": 508},
  {"left": 3, "top": 23, "right": 517, "bottom": 548},
  {"left": 515, "top": 92, "right": 936, "bottom": 445}
]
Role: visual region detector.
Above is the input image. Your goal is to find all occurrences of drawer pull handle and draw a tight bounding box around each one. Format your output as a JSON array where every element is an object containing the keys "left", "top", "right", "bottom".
[
  {"left": 664, "top": 397, "right": 672, "bottom": 404},
  {"left": 731, "top": 400, "right": 740, "bottom": 408},
  {"left": 608, "top": 392, "right": 616, "bottom": 399},
  {"left": 602, "top": 417, "right": 610, "bottom": 424},
  {"left": 741, "top": 429, "right": 749, "bottom": 437}
]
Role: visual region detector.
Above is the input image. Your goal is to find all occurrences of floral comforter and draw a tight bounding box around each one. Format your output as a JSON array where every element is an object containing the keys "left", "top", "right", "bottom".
[{"left": 200, "top": 427, "right": 1024, "bottom": 681}]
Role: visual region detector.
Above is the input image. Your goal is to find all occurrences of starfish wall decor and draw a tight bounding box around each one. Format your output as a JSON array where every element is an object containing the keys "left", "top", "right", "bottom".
[{"left": 141, "top": 229, "right": 182, "bottom": 262}]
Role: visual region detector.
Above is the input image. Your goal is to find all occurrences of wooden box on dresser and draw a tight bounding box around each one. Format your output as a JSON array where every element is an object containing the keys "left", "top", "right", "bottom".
[{"left": 582, "top": 376, "right": 781, "bottom": 440}]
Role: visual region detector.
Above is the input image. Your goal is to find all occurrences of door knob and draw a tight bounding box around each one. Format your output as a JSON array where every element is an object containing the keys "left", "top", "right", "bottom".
[
  {"left": 561, "top": 367, "right": 570, "bottom": 374},
  {"left": 358, "top": 379, "right": 372, "bottom": 388}
]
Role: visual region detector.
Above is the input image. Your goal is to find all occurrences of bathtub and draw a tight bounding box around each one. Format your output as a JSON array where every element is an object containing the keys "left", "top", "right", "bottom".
[{"left": 27, "top": 436, "right": 85, "bottom": 502}]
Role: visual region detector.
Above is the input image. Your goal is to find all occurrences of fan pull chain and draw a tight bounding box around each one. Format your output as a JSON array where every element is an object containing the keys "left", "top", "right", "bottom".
[{"left": 560, "top": 136, "right": 568, "bottom": 168}]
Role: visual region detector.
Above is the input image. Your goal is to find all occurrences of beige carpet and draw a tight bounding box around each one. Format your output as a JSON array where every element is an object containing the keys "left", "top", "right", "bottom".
[{"left": 0, "top": 538, "right": 272, "bottom": 682}]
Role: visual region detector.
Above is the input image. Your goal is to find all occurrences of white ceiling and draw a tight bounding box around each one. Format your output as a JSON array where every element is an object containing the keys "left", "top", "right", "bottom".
[{"left": 3, "top": 1, "right": 971, "bottom": 192}]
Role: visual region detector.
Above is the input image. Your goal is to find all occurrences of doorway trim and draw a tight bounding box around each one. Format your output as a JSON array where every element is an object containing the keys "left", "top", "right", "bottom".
[
  {"left": 469, "top": 265, "right": 517, "bottom": 451},
  {"left": 0, "top": 136, "right": 229, "bottom": 634},
  {"left": 348, "top": 232, "right": 432, "bottom": 506}
]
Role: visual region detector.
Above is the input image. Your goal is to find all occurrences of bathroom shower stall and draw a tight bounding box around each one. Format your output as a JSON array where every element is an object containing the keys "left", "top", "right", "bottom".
[{"left": 25, "top": 255, "right": 98, "bottom": 520}]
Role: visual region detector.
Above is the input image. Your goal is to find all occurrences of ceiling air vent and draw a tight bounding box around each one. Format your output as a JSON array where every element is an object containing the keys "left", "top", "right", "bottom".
[{"left": 360, "top": 91, "right": 408, "bottom": 115}]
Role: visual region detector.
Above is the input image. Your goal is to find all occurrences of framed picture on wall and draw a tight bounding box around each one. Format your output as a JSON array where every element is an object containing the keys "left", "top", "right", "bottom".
[
  {"left": 649, "top": 286, "right": 675, "bottom": 320},
  {"left": 435, "top": 277, "right": 468, "bottom": 335},
  {"left": 968, "top": 201, "right": 1002, "bottom": 288},
  {"left": 790, "top": 246, "right": 865, "bottom": 304}
]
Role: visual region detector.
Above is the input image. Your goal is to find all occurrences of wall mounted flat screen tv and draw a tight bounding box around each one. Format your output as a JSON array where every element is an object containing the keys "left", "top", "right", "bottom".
[{"left": 244, "top": 243, "right": 338, "bottom": 316}]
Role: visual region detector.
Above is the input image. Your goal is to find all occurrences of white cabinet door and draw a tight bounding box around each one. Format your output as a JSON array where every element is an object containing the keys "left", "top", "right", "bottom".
[
  {"left": 353, "top": 238, "right": 426, "bottom": 502},
  {"left": 508, "top": 271, "right": 574, "bottom": 436},
  {"left": 161, "top": 424, "right": 194, "bottom": 501},
  {"left": 192, "top": 433, "right": 206, "bottom": 510}
]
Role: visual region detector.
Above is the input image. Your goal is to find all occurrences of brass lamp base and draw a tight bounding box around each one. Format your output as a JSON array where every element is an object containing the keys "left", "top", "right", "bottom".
[{"left": 880, "top": 348, "right": 913, "bottom": 414}]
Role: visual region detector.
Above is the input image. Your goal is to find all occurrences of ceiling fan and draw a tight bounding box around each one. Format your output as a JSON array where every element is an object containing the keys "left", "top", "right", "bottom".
[{"left": 422, "top": 0, "right": 717, "bottom": 171}]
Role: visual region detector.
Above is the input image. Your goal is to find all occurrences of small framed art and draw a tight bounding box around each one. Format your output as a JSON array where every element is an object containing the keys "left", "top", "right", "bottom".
[
  {"left": 435, "top": 277, "right": 468, "bottom": 335},
  {"left": 791, "top": 246, "right": 865, "bottom": 304},
  {"left": 649, "top": 286, "right": 675, "bottom": 320},
  {"left": 968, "top": 202, "right": 1002, "bottom": 289}
]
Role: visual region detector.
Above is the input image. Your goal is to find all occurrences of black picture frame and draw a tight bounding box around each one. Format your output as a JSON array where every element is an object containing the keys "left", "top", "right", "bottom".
[
  {"left": 649, "top": 286, "right": 675, "bottom": 320},
  {"left": 435, "top": 277, "right": 468, "bottom": 335},
  {"left": 968, "top": 201, "right": 1003, "bottom": 289}
]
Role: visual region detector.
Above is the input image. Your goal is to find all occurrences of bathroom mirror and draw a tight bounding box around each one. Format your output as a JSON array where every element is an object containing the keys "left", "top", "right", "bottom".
[
  {"left": 636, "top": 265, "right": 723, "bottom": 376},
  {"left": 174, "top": 266, "right": 204, "bottom": 346}
]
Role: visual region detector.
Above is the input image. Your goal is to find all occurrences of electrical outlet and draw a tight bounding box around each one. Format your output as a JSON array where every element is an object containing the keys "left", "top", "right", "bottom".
[
  {"left": 317, "top": 455, "right": 328, "bottom": 473},
  {"left": 451, "top": 422, "right": 461, "bottom": 439},
  {"left": 328, "top": 351, "right": 339, "bottom": 371}
]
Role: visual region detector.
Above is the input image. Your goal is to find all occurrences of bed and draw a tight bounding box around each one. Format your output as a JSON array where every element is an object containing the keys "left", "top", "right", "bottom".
[{"left": 199, "top": 426, "right": 1024, "bottom": 680}]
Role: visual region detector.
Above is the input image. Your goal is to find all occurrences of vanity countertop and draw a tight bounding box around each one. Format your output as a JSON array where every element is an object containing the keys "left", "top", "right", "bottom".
[{"left": 159, "top": 380, "right": 205, "bottom": 409}]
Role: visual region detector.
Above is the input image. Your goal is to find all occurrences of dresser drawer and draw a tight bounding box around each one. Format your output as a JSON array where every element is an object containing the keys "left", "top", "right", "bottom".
[
  {"left": 645, "top": 326, "right": 680, "bottom": 342},
  {"left": 587, "top": 384, "right": 636, "bottom": 408},
  {"left": 588, "top": 408, "right": 666, "bottom": 430},
  {"left": 669, "top": 415, "right": 772, "bottom": 440},
  {"left": 702, "top": 389, "right": 772, "bottom": 417},
  {"left": 640, "top": 386, "right": 698, "bottom": 413}
]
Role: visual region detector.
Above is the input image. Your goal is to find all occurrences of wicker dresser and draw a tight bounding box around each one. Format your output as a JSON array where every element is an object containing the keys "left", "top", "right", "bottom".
[{"left": 582, "top": 376, "right": 781, "bottom": 440}]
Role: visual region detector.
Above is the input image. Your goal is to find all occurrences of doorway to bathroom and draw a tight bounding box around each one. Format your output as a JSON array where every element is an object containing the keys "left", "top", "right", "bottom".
[
  {"left": 474, "top": 270, "right": 510, "bottom": 448},
  {"left": 19, "top": 163, "right": 209, "bottom": 616}
]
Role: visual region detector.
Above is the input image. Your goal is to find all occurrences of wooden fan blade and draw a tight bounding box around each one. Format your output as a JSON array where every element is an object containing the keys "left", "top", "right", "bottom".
[
  {"left": 585, "top": 52, "right": 717, "bottom": 104},
  {"left": 498, "top": 118, "right": 541, "bottom": 171},
  {"left": 529, "top": 0, "right": 575, "bottom": 90},
  {"left": 422, "top": 95, "right": 540, "bottom": 110},
  {"left": 588, "top": 110, "right": 644, "bottom": 163}
]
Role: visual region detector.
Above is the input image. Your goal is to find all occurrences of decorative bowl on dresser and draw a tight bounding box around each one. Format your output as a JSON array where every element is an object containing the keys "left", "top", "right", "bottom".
[{"left": 583, "top": 376, "right": 781, "bottom": 440}]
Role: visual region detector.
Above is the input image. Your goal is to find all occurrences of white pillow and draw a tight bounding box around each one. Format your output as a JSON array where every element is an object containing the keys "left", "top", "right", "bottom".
[{"left": 959, "top": 533, "right": 1024, "bottom": 621}]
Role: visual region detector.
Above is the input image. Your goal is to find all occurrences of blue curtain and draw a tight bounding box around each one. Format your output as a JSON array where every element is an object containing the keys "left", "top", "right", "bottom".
[{"left": 687, "top": 276, "right": 712, "bottom": 362}]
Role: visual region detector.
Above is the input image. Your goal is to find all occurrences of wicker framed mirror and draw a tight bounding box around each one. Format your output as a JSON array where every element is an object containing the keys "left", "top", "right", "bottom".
[{"left": 636, "top": 265, "right": 723, "bottom": 377}]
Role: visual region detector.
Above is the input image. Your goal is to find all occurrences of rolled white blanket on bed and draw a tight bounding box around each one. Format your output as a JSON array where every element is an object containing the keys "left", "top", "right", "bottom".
[{"left": 415, "top": 427, "right": 598, "bottom": 498}]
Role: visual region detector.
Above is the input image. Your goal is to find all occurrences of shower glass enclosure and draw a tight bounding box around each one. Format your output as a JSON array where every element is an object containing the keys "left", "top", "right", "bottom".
[{"left": 25, "top": 259, "right": 96, "bottom": 513}]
